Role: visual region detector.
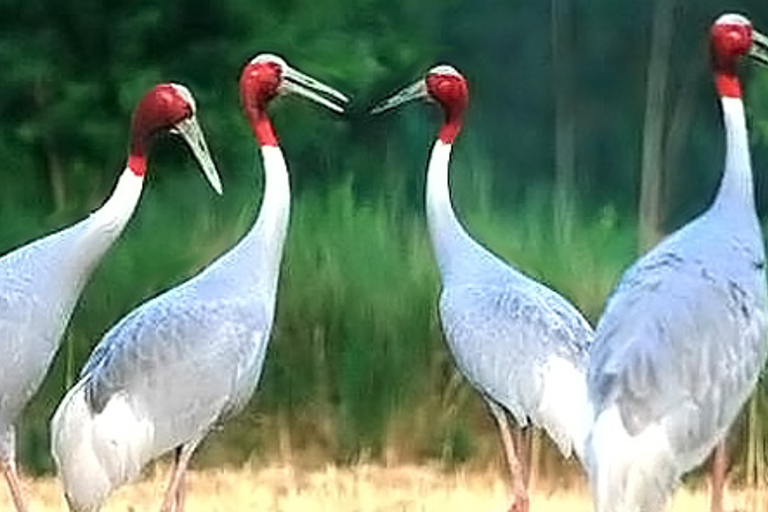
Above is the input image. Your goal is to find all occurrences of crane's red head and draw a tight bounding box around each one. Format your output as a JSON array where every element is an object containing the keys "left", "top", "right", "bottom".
[
  {"left": 426, "top": 66, "right": 469, "bottom": 119},
  {"left": 239, "top": 54, "right": 348, "bottom": 147},
  {"left": 127, "top": 83, "right": 222, "bottom": 192},
  {"left": 426, "top": 66, "right": 469, "bottom": 144},
  {"left": 710, "top": 14, "right": 768, "bottom": 98},
  {"left": 240, "top": 55, "right": 283, "bottom": 112},
  {"left": 370, "top": 64, "right": 469, "bottom": 144},
  {"left": 239, "top": 55, "right": 284, "bottom": 147},
  {"left": 130, "top": 84, "right": 194, "bottom": 159}
]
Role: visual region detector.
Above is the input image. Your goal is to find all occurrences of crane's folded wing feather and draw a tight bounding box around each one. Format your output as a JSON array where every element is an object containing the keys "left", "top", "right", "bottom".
[
  {"left": 589, "top": 249, "right": 766, "bottom": 449},
  {"left": 440, "top": 278, "right": 592, "bottom": 454},
  {"left": 81, "top": 287, "right": 270, "bottom": 453}
]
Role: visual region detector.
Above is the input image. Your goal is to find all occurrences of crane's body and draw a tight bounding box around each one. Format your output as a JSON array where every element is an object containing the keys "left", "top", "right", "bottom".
[
  {"left": 0, "top": 84, "right": 220, "bottom": 512},
  {"left": 52, "top": 147, "right": 286, "bottom": 511},
  {"left": 428, "top": 140, "right": 593, "bottom": 458},
  {"left": 51, "top": 55, "right": 347, "bottom": 512},
  {"left": 586, "top": 15, "right": 768, "bottom": 512},
  {"left": 373, "top": 66, "right": 593, "bottom": 512}
]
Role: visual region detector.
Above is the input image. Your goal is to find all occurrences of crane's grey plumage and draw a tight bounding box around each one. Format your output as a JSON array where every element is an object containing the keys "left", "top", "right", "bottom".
[
  {"left": 0, "top": 83, "right": 220, "bottom": 512},
  {"left": 431, "top": 142, "right": 593, "bottom": 456},
  {"left": 51, "top": 56, "right": 347, "bottom": 512},
  {"left": 373, "top": 66, "right": 593, "bottom": 512},
  {"left": 586, "top": 14, "right": 768, "bottom": 512},
  {"left": 53, "top": 148, "right": 284, "bottom": 510}
]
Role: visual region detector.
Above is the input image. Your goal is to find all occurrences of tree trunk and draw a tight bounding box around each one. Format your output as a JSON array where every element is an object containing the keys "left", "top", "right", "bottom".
[
  {"left": 33, "top": 77, "right": 67, "bottom": 214},
  {"left": 662, "top": 57, "right": 703, "bottom": 212},
  {"left": 551, "top": 0, "right": 576, "bottom": 244},
  {"left": 638, "top": 0, "right": 675, "bottom": 252}
]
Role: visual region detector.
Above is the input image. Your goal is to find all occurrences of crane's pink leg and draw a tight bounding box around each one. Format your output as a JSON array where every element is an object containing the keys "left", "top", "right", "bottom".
[
  {"left": 174, "top": 448, "right": 187, "bottom": 512},
  {"left": 175, "top": 472, "right": 186, "bottom": 512},
  {"left": 514, "top": 426, "right": 532, "bottom": 489},
  {"left": 163, "top": 446, "right": 189, "bottom": 512},
  {"left": 159, "top": 441, "right": 199, "bottom": 512},
  {"left": 710, "top": 442, "right": 728, "bottom": 512},
  {"left": 489, "top": 404, "right": 528, "bottom": 512},
  {"left": 1, "top": 457, "right": 28, "bottom": 512}
]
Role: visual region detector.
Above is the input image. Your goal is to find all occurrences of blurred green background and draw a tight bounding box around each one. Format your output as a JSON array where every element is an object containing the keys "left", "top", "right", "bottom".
[{"left": 3, "top": 0, "right": 768, "bottom": 487}]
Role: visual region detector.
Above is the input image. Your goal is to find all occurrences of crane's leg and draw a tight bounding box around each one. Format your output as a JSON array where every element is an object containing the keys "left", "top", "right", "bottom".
[
  {"left": 487, "top": 402, "right": 528, "bottom": 512},
  {"left": 710, "top": 441, "right": 728, "bottom": 512},
  {"left": 1, "top": 456, "right": 28, "bottom": 512},
  {"left": 173, "top": 446, "right": 187, "bottom": 512},
  {"left": 0, "top": 427, "right": 27, "bottom": 512},
  {"left": 514, "top": 426, "right": 533, "bottom": 489},
  {"left": 158, "top": 439, "right": 201, "bottom": 512}
]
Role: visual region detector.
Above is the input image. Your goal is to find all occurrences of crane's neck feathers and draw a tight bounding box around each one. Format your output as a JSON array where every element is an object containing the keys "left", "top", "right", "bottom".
[
  {"left": 59, "top": 167, "right": 143, "bottom": 297},
  {"left": 712, "top": 96, "right": 755, "bottom": 213},
  {"left": 127, "top": 153, "right": 147, "bottom": 177},
  {"left": 712, "top": 44, "right": 742, "bottom": 98},
  {"left": 438, "top": 112, "right": 463, "bottom": 144},
  {"left": 714, "top": 70, "right": 742, "bottom": 98},
  {"left": 219, "top": 144, "right": 289, "bottom": 300},
  {"left": 426, "top": 140, "right": 481, "bottom": 281},
  {"left": 252, "top": 145, "right": 290, "bottom": 241},
  {"left": 94, "top": 168, "right": 144, "bottom": 225},
  {"left": 246, "top": 106, "right": 279, "bottom": 147},
  {"left": 218, "top": 92, "right": 288, "bottom": 298}
]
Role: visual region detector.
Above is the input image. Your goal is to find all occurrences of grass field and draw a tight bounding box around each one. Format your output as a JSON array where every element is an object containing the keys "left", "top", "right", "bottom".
[{"left": 5, "top": 464, "right": 762, "bottom": 512}]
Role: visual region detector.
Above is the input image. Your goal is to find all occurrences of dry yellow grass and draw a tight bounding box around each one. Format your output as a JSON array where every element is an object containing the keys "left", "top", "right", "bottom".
[{"left": 3, "top": 464, "right": 761, "bottom": 512}]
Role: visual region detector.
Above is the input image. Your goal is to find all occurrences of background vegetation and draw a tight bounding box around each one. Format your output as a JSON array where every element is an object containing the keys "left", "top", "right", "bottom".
[{"left": 3, "top": 0, "right": 768, "bottom": 488}]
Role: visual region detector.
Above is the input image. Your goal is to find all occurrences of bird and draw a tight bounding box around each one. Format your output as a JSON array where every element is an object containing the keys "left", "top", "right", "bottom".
[
  {"left": 0, "top": 83, "right": 221, "bottom": 512},
  {"left": 585, "top": 13, "right": 768, "bottom": 512},
  {"left": 371, "top": 66, "right": 593, "bottom": 512},
  {"left": 50, "top": 54, "right": 348, "bottom": 512}
]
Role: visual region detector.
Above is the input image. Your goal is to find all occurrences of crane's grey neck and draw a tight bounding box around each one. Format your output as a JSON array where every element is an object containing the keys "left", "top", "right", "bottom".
[
  {"left": 426, "top": 140, "right": 489, "bottom": 283},
  {"left": 56, "top": 168, "right": 143, "bottom": 308},
  {"left": 77, "top": 168, "right": 142, "bottom": 272},
  {"left": 238, "top": 145, "right": 291, "bottom": 296},
  {"left": 92, "top": 168, "right": 143, "bottom": 225},
  {"left": 711, "top": 97, "right": 755, "bottom": 215}
]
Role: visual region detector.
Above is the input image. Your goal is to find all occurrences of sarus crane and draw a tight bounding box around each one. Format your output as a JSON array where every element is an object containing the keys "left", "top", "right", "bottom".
[
  {"left": 586, "top": 13, "right": 768, "bottom": 512},
  {"left": 50, "top": 55, "right": 347, "bottom": 512},
  {"left": 372, "top": 65, "right": 593, "bottom": 512},
  {"left": 0, "top": 83, "right": 221, "bottom": 512}
]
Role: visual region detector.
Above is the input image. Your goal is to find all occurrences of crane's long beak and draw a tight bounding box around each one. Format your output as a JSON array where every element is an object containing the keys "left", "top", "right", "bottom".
[
  {"left": 370, "top": 80, "right": 428, "bottom": 114},
  {"left": 750, "top": 29, "right": 768, "bottom": 67},
  {"left": 282, "top": 66, "right": 349, "bottom": 113},
  {"left": 172, "top": 116, "right": 223, "bottom": 195}
]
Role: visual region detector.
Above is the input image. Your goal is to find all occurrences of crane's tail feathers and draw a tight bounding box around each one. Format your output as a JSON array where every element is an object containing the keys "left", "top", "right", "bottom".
[
  {"left": 535, "top": 356, "right": 593, "bottom": 462},
  {"left": 586, "top": 406, "right": 678, "bottom": 512},
  {"left": 51, "top": 380, "right": 153, "bottom": 512}
]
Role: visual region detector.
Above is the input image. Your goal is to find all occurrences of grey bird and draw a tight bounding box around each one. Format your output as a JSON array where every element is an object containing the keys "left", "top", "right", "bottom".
[
  {"left": 586, "top": 13, "right": 768, "bottom": 512},
  {"left": 0, "top": 83, "right": 221, "bottom": 512},
  {"left": 50, "top": 55, "right": 347, "bottom": 512},
  {"left": 372, "top": 66, "right": 593, "bottom": 512}
]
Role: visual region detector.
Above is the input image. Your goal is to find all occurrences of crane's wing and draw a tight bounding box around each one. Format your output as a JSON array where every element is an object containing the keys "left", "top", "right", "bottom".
[
  {"left": 589, "top": 247, "right": 767, "bottom": 453},
  {"left": 81, "top": 286, "right": 271, "bottom": 455},
  {"left": 0, "top": 276, "right": 45, "bottom": 418},
  {"left": 0, "top": 222, "right": 98, "bottom": 421},
  {"left": 440, "top": 277, "right": 592, "bottom": 455}
]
